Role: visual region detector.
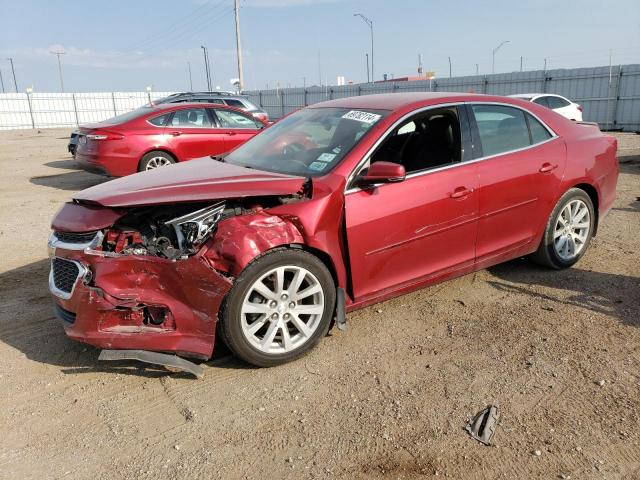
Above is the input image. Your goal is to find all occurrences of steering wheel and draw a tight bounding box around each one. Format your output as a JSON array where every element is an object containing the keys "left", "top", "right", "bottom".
[
  {"left": 282, "top": 142, "right": 305, "bottom": 156},
  {"left": 282, "top": 142, "right": 310, "bottom": 170}
]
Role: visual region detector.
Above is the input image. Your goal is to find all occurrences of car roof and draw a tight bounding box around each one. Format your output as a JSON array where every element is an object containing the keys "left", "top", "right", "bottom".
[
  {"left": 142, "top": 102, "right": 267, "bottom": 124},
  {"left": 509, "top": 93, "right": 565, "bottom": 98},
  {"left": 164, "top": 91, "right": 247, "bottom": 99},
  {"left": 147, "top": 102, "right": 236, "bottom": 111},
  {"left": 309, "top": 92, "right": 514, "bottom": 111}
]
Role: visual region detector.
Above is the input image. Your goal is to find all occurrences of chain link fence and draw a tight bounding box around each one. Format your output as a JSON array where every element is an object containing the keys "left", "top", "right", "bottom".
[{"left": 0, "top": 91, "right": 175, "bottom": 130}]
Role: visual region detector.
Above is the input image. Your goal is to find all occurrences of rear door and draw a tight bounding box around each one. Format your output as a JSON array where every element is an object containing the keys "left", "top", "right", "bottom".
[
  {"left": 165, "top": 107, "right": 227, "bottom": 159},
  {"left": 468, "top": 103, "right": 566, "bottom": 266},
  {"left": 211, "top": 108, "right": 263, "bottom": 151}
]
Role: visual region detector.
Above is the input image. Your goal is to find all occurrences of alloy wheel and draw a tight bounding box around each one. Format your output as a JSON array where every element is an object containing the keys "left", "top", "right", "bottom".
[
  {"left": 145, "top": 156, "right": 172, "bottom": 170},
  {"left": 553, "top": 199, "right": 591, "bottom": 261},
  {"left": 240, "top": 265, "right": 325, "bottom": 354}
]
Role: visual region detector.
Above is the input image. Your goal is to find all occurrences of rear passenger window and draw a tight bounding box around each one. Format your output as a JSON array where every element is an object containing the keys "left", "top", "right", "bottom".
[
  {"left": 533, "top": 97, "right": 549, "bottom": 107},
  {"left": 471, "top": 105, "right": 531, "bottom": 157},
  {"left": 224, "top": 99, "right": 247, "bottom": 109},
  {"left": 148, "top": 113, "right": 170, "bottom": 127},
  {"left": 169, "top": 108, "right": 212, "bottom": 128},
  {"left": 546, "top": 96, "right": 570, "bottom": 109},
  {"left": 526, "top": 113, "right": 552, "bottom": 144}
]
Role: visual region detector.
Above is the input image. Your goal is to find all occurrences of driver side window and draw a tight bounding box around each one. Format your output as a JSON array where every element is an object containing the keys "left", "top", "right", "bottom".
[{"left": 370, "top": 107, "right": 462, "bottom": 174}]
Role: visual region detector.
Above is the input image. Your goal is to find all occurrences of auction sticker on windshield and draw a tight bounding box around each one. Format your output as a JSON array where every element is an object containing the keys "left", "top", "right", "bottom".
[
  {"left": 342, "top": 110, "right": 382, "bottom": 124},
  {"left": 316, "top": 152, "right": 336, "bottom": 162}
]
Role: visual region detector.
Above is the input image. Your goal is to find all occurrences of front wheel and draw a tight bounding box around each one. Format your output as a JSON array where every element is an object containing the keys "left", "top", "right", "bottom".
[
  {"left": 530, "top": 188, "right": 595, "bottom": 269},
  {"left": 219, "top": 249, "right": 336, "bottom": 367}
]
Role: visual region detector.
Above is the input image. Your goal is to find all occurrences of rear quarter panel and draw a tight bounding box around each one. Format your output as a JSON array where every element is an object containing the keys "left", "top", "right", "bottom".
[{"left": 560, "top": 123, "right": 618, "bottom": 220}]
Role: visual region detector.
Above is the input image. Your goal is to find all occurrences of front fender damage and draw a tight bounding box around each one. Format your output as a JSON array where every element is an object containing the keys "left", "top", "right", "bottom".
[{"left": 204, "top": 211, "right": 305, "bottom": 276}]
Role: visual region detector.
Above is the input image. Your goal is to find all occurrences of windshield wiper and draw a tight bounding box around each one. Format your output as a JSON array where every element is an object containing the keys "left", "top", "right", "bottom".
[{"left": 210, "top": 154, "right": 226, "bottom": 162}]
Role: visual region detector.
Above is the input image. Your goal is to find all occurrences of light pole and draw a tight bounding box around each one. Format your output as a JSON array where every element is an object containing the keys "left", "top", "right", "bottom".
[
  {"left": 365, "top": 53, "right": 370, "bottom": 83},
  {"left": 492, "top": 40, "right": 509, "bottom": 74},
  {"left": 50, "top": 50, "right": 66, "bottom": 92},
  {"left": 187, "top": 61, "right": 193, "bottom": 90},
  {"left": 200, "top": 45, "right": 212, "bottom": 91},
  {"left": 0, "top": 69, "right": 4, "bottom": 93},
  {"left": 234, "top": 0, "right": 245, "bottom": 92},
  {"left": 7, "top": 57, "right": 17, "bottom": 92},
  {"left": 354, "top": 13, "right": 374, "bottom": 81}
]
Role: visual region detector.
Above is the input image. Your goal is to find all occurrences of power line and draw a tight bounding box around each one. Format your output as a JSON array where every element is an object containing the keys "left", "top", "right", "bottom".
[{"left": 120, "top": 0, "right": 229, "bottom": 55}]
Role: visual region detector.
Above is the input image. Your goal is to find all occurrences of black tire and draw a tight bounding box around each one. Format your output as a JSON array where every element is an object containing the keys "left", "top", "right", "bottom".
[
  {"left": 138, "top": 151, "right": 175, "bottom": 172},
  {"left": 219, "top": 249, "right": 336, "bottom": 367},
  {"left": 529, "top": 188, "right": 595, "bottom": 269}
]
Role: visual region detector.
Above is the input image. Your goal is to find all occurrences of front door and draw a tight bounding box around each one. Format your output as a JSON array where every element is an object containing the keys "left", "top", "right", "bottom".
[
  {"left": 344, "top": 105, "right": 479, "bottom": 301},
  {"left": 211, "top": 108, "right": 263, "bottom": 152},
  {"left": 165, "top": 107, "right": 227, "bottom": 159}
]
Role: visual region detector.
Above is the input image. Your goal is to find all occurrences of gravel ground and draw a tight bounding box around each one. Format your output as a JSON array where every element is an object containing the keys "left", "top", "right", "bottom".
[{"left": 0, "top": 129, "right": 638, "bottom": 480}]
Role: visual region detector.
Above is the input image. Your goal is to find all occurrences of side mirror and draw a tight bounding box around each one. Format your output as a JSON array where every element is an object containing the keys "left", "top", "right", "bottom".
[{"left": 358, "top": 161, "right": 406, "bottom": 186}]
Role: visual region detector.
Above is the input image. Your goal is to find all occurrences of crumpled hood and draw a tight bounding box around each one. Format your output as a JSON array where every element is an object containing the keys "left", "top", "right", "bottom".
[{"left": 74, "top": 157, "right": 306, "bottom": 207}]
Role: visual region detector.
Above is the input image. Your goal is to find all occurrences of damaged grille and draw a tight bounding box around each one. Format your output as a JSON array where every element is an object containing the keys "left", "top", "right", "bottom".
[
  {"left": 54, "top": 231, "right": 98, "bottom": 244},
  {"left": 51, "top": 258, "right": 81, "bottom": 294}
]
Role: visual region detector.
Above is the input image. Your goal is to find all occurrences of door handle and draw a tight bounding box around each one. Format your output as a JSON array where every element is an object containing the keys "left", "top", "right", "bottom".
[
  {"left": 170, "top": 131, "right": 182, "bottom": 137},
  {"left": 226, "top": 131, "right": 237, "bottom": 136},
  {"left": 450, "top": 186, "right": 474, "bottom": 199},
  {"left": 539, "top": 163, "right": 558, "bottom": 173}
]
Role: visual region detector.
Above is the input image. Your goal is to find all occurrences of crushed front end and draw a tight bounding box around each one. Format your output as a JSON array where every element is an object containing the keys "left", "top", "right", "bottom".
[{"left": 48, "top": 201, "right": 236, "bottom": 359}]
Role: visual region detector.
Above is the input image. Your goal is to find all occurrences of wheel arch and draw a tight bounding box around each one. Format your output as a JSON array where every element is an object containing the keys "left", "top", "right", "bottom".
[
  {"left": 138, "top": 148, "right": 178, "bottom": 170},
  {"left": 572, "top": 182, "right": 600, "bottom": 234}
]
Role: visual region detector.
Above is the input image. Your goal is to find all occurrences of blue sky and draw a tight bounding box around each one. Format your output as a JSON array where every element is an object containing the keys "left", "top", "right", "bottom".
[{"left": 0, "top": 0, "right": 638, "bottom": 92}]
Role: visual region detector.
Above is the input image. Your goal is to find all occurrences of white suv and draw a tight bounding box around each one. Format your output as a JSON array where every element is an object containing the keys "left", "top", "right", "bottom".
[{"left": 509, "top": 93, "right": 583, "bottom": 121}]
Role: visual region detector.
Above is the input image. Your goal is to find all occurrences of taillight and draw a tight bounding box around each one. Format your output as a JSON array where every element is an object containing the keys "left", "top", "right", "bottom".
[
  {"left": 86, "top": 130, "right": 124, "bottom": 140},
  {"left": 576, "top": 104, "right": 583, "bottom": 112}
]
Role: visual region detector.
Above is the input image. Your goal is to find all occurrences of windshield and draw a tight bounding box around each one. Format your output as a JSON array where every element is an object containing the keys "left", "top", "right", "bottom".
[{"left": 224, "top": 107, "right": 388, "bottom": 177}]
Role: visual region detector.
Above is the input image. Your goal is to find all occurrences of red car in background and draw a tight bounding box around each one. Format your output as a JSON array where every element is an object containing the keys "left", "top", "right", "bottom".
[
  {"left": 75, "top": 103, "right": 267, "bottom": 177},
  {"left": 49, "top": 93, "right": 618, "bottom": 369}
]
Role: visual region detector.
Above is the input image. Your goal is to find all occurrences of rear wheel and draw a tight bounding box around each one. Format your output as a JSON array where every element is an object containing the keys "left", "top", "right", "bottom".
[
  {"left": 219, "top": 249, "right": 336, "bottom": 367},
  {"left": 138, "top": 151, "right": 175, "bottom": 172},
  {"left": 530, "top": 188, "right": 595, "bottom": 269}
]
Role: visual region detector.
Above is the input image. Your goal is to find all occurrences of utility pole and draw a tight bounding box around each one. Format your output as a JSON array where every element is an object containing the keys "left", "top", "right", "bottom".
[
  {"left": 520, "top": 56, "right": 523, "bottom": 72},
  {"left": 50, "top": 50, "right": 66, "bottom": 92},
  {"left": 365, "top": 53, "right": 370, "bottom": 82},
  {"left": 302, "top": 76, "right": 306, "bottom": 88},
  {"left": 475, "top": 63, "right": 479, "bottom": 75},
  {"left": 354, "top": 13, "right": 374, "bottom": 81},
  {"left": 448, "top": 56, "right": 452, "bottom": 78},
  {"left": 234, "top": 0, "right": 245, "bottom": 92},
  {"left": 543, "top": 58, "right": 547, "bottom": 71},
  {"left": 187, "top": 61, "right": 193, "bottom": 90},
  {"left": 0, "top": 69, "right": 4, "bottom": 93},
  {"left": 200, "top": 45, "right": 212, "bottom": 91},
  {"left": 492, "top": 40, "right": 509, "bottom": 74},
  {"left": 7, "top": 58, "right": 17, "bottom": 92}
]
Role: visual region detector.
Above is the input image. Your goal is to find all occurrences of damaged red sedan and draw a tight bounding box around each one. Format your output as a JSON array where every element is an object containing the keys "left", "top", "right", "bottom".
[{"left": 49, "top": 93, "right": 618, "bottom": 367}]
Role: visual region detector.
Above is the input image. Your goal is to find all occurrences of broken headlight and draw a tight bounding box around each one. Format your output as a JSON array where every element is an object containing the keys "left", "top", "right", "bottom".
[{"left": 165, "top": 202, "right": 225, "bottom": 251}]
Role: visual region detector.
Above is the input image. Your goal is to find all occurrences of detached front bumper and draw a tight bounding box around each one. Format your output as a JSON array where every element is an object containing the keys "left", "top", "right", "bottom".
[{"left": 48, "top": 233, "right": 232, "bottom": 359}]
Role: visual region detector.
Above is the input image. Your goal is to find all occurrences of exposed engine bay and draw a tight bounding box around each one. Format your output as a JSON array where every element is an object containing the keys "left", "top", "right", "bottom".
[{"left": 99, "top": 194, "right": 304, "bottom": 260}]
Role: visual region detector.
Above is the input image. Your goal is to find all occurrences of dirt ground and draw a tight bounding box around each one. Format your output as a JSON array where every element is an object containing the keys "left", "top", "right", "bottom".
[{"left": 0, "top": 128, "right": 638, "bottom": 480}]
